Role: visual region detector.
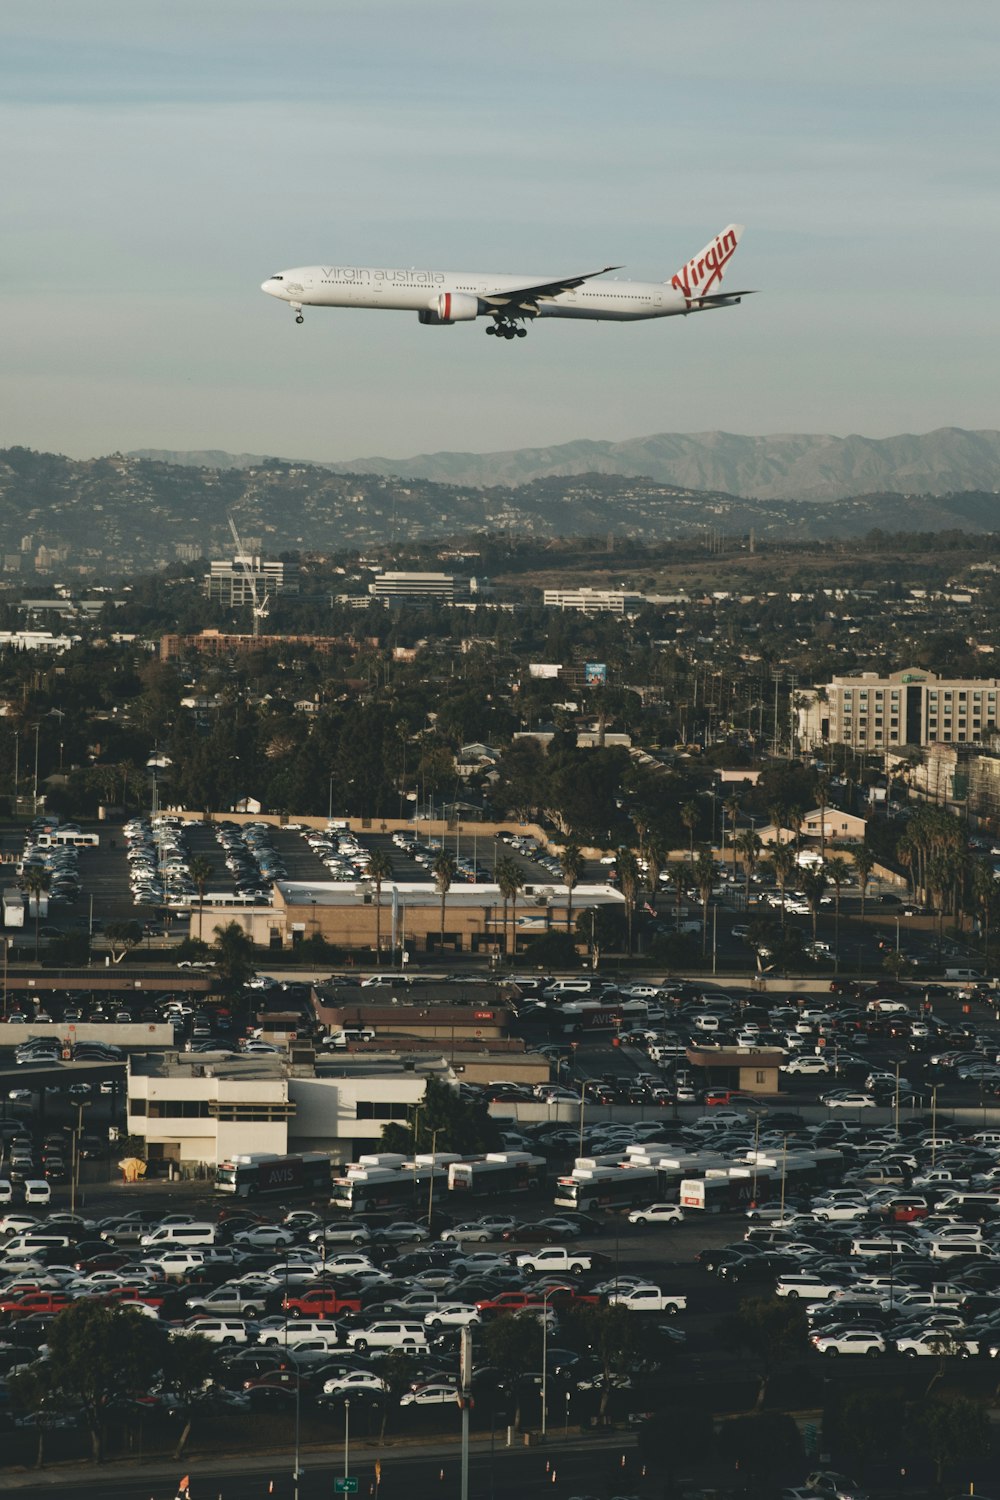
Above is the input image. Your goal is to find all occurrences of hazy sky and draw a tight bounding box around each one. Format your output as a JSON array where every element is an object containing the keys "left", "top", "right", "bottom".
[{"left": 3, "top": 1, "right": 998, "bottom": 463}]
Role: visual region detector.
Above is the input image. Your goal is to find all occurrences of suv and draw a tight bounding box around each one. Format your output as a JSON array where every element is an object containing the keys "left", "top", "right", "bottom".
[
  {"left": 343, "top": 1320, "right": 427, "bottom": 1353},
  {"left": 307, "top": 1220, "right": 371, "bottom": 1246}
]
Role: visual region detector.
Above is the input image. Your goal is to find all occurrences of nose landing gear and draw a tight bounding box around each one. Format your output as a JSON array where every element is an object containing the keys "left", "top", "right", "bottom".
[{"left": 292, "top": 303, "right": 304, "bottom": 325}]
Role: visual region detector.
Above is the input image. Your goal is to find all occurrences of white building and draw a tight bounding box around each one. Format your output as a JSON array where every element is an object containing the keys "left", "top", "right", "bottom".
[
  {"left": 542, "top": 587, "right": 644, "bottom": 615},
  {"left": 798, "top": 668, "right": 1000, "bottom": 752}
]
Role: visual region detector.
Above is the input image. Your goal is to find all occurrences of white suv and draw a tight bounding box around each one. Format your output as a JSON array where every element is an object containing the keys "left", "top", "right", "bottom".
[{"left": 344, "top": 1320, "right": 428, "bottom": 1353}]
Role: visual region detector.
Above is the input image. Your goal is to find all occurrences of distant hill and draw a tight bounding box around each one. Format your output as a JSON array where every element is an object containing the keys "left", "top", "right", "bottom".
[
  {"left": 132, "top": 427, "right": 1000, "bottom": 502},
  {"left": 4, "top": 442, "right": 1000, "bottom": 579}
]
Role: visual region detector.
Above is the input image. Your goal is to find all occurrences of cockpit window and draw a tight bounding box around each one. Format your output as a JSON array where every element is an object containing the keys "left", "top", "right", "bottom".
[{"left": 269, "top": 274, "right": 283, "bottom": 281}]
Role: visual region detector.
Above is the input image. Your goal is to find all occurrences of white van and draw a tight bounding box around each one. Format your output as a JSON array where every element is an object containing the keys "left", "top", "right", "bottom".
[
  {"left": 140, "top": 1222, "right": 217, "bottom": 1249},
  {"left": 944, "top": 968, "right": 985, "bottom": 982},
  {"left": 3, "top": 1231, "right": 71, "bottom": 1255},
  {"left": 849, "top": 1236, "right": 909, "bottom": 1258},
  {"left": 0, "top": 1181, "right": 12, "bottom": 1205}
]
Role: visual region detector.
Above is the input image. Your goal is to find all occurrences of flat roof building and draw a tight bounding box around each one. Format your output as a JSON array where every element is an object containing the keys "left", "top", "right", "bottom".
[{"left": 798, "top": 668, "right": 1000, "bottom": 752}]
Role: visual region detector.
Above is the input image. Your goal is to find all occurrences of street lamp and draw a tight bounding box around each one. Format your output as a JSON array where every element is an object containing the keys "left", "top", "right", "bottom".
[
  {"left": 540, "top": 1286, "right": 558, "bottom": 1439},
  {"left": 70, "top": 1100, "right": 92, "bottom": 1216}
]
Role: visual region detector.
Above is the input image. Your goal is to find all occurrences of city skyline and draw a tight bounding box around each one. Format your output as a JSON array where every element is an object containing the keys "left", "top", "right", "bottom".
[{"left": 3, "top": 0, "right": 998, "bottom": 463}]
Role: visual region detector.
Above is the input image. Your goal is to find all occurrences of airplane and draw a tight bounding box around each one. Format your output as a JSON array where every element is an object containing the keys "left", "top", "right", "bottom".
[{"left": 260, "top": 223, "right": 752, "bottom": 341}]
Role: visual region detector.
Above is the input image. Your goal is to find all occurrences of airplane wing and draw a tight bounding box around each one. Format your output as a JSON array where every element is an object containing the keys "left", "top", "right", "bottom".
[{"left": 481, "top": 266, "right": 622, "bottom": 315}]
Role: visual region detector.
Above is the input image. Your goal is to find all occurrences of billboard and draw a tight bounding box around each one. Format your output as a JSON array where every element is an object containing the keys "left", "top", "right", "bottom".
[{"left": 584, "top": 662, "right": 607, "bottom": 686}]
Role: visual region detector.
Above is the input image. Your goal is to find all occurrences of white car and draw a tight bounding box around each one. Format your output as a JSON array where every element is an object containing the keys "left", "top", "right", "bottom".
[
  {"left": 895, "top": 1331, "right": 978, "bottom": 1357},
  {"left": 813, "top": 1203, "right": 870, "bottom": 1222},
  {"left": 399, "top": 1382, "right": 460, "bottom": 1407},
  {"left": 232, "top": 1227, "right": 295, "bottom": 1250},
  {"left": 810, "top": 1329, "right": 886, "bottom": 1357},
  {"left": 780, "top": 1056, "right": 831, "bottom": 1076},
  {"left": 322, "top": 1371, "right": 389, "bottom": 1396},
  {"left": 626, "top": 1204, "right": 685, "bottom": 1226},
  {"left": 605, "top": 1285, "right": 686, "bottom": 1315},
  {"left": 820, "top": 1091, "right": 876, "bottom": 1109},
  {"left": 439, "top": 1223, "right": 495, "bottom": 1243},
  {"left": 423, "top": 1303, "right": 481, "bottom": 1329}
]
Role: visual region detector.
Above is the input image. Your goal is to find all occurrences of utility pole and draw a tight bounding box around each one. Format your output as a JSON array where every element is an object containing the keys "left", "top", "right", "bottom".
[{"left": 460, "top": 1328, "right": 472, "bottom": 1500}]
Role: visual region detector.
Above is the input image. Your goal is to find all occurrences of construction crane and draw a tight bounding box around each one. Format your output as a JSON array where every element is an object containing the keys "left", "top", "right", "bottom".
[{"left": 227, "top": 512, "right": 271, "bottom": 639}]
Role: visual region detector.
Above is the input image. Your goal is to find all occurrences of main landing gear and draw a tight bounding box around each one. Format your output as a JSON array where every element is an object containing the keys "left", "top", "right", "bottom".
[{"left": 485, "top": 318, "right": 527, "bottom": 340}]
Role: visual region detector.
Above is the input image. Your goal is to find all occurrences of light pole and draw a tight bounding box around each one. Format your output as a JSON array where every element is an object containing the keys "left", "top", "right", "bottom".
[
  {"left": 70, "top": 1100, "right": 91, "bottom": 1216},
  {"left": 344, "top": 1397, "right": 350, "bottom": 1483},
  {"left": 540, "top": 1286, "right": 558, "bottom": 1439},
  {"left": 578, "top": 1077, "right": 586, "bottom": 1160},
  {"left": 426, "top": 1128, "right": 439, "bottom": 1229}
]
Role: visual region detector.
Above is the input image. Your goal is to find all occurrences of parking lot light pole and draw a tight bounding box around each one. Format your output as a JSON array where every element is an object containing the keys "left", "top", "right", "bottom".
[
  {"left": 344, "top": 1397, "right": 350, "bottom": 1482},
  {"left": 541, "top": 1287, "right": 557, "bottom": 1439}
]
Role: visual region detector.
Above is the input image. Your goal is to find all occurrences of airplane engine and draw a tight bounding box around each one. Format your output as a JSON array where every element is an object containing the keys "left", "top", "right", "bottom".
[{"left": 417, "top": 292, "right": 479, "bottom": 325}]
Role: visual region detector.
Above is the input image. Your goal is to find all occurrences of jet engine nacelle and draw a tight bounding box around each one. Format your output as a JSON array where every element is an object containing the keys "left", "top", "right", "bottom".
[{"left": 418, "top": 291, "right": 479, "bottom": 325}]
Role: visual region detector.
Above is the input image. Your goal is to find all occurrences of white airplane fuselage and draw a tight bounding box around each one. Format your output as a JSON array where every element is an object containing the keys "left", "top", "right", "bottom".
[{"left": 261, "top": 266, "right": 689, "bottom": 322}]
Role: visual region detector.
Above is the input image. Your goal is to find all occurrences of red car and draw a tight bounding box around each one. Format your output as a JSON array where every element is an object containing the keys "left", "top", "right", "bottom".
[
  {"left": 0, "top": 1291, "right": 74, "bottom": 1320},
  {"left": 475, "top": 1287, "right": 599, "bottom": 1317}
]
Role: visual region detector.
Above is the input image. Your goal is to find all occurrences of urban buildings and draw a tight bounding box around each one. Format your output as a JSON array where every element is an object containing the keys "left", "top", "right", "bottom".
[{"left": 798, "top": 668, "right": 1000, "bottom": 751}]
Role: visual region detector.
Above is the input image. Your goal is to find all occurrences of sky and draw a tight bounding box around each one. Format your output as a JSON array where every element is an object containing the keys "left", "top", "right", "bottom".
[{"left": 2, "top": 0, "right": 999, "bottom": 464}]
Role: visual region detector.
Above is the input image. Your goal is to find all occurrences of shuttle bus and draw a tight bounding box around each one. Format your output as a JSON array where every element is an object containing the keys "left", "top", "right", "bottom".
[
  {"left": 215, "top": 1152, "right": 332, "bottom": 1198},
  {"left": 329, "top": 1164, "right": 447, "bottom": 1214},
  {"left": 553, "top": 1164, "right": 660, "bottom": 1212},
  {"left": 448, "top": 1152, "right": 546, "bottom": 1197}
]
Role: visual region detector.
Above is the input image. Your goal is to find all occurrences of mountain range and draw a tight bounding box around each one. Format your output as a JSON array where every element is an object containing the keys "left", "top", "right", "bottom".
[{"left": 132, "top": 426, "right": 1000, "bottom": 502}]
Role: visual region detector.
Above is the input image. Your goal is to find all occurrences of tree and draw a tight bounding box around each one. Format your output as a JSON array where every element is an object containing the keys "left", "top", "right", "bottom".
[
  {"left": 481, "top": 1312, "right": 543, "bottom": 1430},
  {"left": 21, "top": 866, "right": 51, "bottom": 960},
  {"left": 724, "top": 796, "right": 742, "bottom": 860},
  {"left": 771, "top": 842, "right": 797, "bottom": 928},
  {"left": 802, "top": 866, "right": 828, "bottom": 940},
  {"left": 104, "top": 919, "right": 143, "bottom": 965},
  {"left": 380, "top": 1076, "right": 501, "bottom": 1158},
  {"left": 367, "top": 848, "right": 394, "bottom": 964},
  {"left": 694, "top": 845, "right": 715, "bottom": 956},
  {"left": 616, "top": 846, "right": 641, "bottom": 955},
  {"left": 825, "top": 855, "right": 851, "bottom": 956},
  {"left": 972, "top": 857, "right": 999, "bottom": 964},
  {"left": 161, "top": 1329, "right": 217, "bottom": 1458},
  {"left": 734, "top": 828, "right": 762, "bottom": 908},
  {"left": 815, "top": 771, "right": 831, "bottom": 860},
  {"left": 680, "top": 800, "right": 698, "bottom": 856},
  {"left": 559, "top": 842, "right": 583, "bottom": 933},
  {"left": 189, "top": 855, "right": 215, "bottom": 945},
  {"left": 432, "top": 848, "right": 456, "bottom": 951},
  {"left": 718, "top": 1413, "right": 803, "bottom": 1482},
  {"left": 853, "top": 845, "right": 877, "bottom": 920},
  {"left": 668, "top": 858, "right": 691, "bottom": 927},
  {"left": 496, "top": 855, "right": 524, "bottom": 957},
  {"left": 42, "top": 1300, "right": 166, "bottom": 1462},
  {"left": 211, "top": 920, "right": 255, "bottom": 995},
  {"left": 720, "top": 1296, "right": 805, "bottom": 1411},
  {"left": 560, "top": 1304, "right": 663, "bottom": 1423},
  {"left": 915, "top": 1395, "right": 990, "bottom": 1485},
  {"left": 644, "top": 831, "right": 665, "bottom": 910}
]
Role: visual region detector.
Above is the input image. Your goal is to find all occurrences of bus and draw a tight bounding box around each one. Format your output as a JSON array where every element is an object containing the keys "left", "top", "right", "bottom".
[
  {"left": 35, "top": 829, "right": 100, "bottom": 849},
  {"left": 215, "top": 1152, "right": 332, "bottom": 1198},
  {"left": 330, "top": 1164, "right": 447, "bottom": 1214},
  {"left": 553, "top": 1164, "right": 661, "bottom": 1212},
  {"left": 448, "top": 1152, "right": 546, "bottom": 1198}
]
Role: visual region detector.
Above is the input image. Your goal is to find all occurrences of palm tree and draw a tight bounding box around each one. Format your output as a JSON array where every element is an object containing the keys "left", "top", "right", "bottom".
[
  {"left": 616, "top": 846, "right": 641, "bottom": 955},
  {"left": 694, "top": 845, "right": 716, "bottom": 956},
  {"left": 668, "top": 859, "right": 691, "bottom": 928},
  {"left": 771, "top": 842, "right": 797, "bottom": 929},
  {"left": 825, "top": 855, "right": 851, "bottom": 958},
  {"left": 768, "top": 804, "right": 787, "bottom": 844},
  {"left": 496, "top": 857, "right": 524, "bottom": 958},
  {"left": 367, "top": 848, "right": 394, "bottom": 965},
  {"left": 644, "top": 832, "right": 665, "bottom": 911},
  {"left": 802, "top": 866, "right": 828, "bottom": 941},
  {"left": 787, "top": 805, "right": 804, "bottom": 851},
  {"left": 22, "top": 866, "right": 51, "bottom": 960},
  {"left": 815, "top": 771, "right": 831, "bottom": 861},
  {"left": 972, "top": 858, "right": 999, "bottom": 964},
  {"left": 734, "top": 828, "right": 762, "bottom": 909},
  {"left": 724, "top": 797, "right": 741, "bottom": 861},
  {"left": 853, "top": 845, "right": 876, "bottom": 922},
  {"left": 432, "top": 849, "right": 456, "bottom": 953},
  {"left": 189, "top": 856, "right": 215, "bottom": 946},
  {"left": 680, "top": 801, "right": 698, "bottom": 857},
  {"left": 559, "top": 843, "right": 583, "bottom": 934}
]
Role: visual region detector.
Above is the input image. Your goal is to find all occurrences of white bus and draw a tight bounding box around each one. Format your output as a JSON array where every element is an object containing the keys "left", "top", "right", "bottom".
[
  {"left": 553, "top": 1164, "right": 661, "bottom": 1212},
  {"left": 330, "top": 1164, "right": 447, "bottom": 1214},
  {"left": 448, "top": 1152, "right": 546, "bottom": 1198}
]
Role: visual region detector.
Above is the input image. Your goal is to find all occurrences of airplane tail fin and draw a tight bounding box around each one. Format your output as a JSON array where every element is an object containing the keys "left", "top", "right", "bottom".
[{"left": 668, "top": 223, "right": 744, "bottom": 300}]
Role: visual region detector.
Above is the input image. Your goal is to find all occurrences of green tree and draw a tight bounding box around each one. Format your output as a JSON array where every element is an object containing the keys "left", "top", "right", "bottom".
[
  {"left": 211, "top": 920, "right": 255, "bottom": 995},
  {"left": 915, "top": 1395, "right": 990, "bottom": 1485},
  {"left": 825, "top": 855, "right": 851, "bottom": 956},
  {"left": 43, "top": 1300, "right": 166, "bottom": 1462},
  {"left": 734, "top": 828, "right": 763, "bottom": 908},
  {"left": 104, "top": 919, "right": 143, "bottom": 965},
  {"left": 189, "top": 855, "right": 215, "bottom": 945},
  {"left": 972, "top": 857, "right": 999, "bottom": 964},
  {"left": 496, "top": 855, "right": 524, "bottom": 958},
  {"left": 616, "top": 846, "right": 641, "bottom": 955},
  {"left": 432, "top": 848, "right": 456, "bottom": 951},
  {"left": 814, "top": 770, "right": 831, "bottom": 860},
  {"left": 771, "top": 842, "right": 797, "bottom": 928},
  {"left": 161, "top": 1330, "right": 217, "bottom": 1459},
  {"left": 644, "top": 831, "right": 665, "bottom": 910},
  {"left": 480, "top": 1312, "right": 542, "bottom": 1430},
  {"left": 367, "top": 848, "right": 394, "bottom": 964},
  {"left": 802, "top": 866, "right": 828, "bottom": 940},
  {"left": 853, "top": 845, "right": 877, "bottom": 920},
  {"left": 694, "top": 845, "right": 716, "bottom": 956},
  {"left": 720, "top": 1296, "right": 805, "bottom": 1411},
  {"left": 560, "top": 1304, "right": 663, "bottom": 1423},
  {"left": 680, "top": 799, "right": 698, "bottom": 856},
  {"left": 559, "top": 842, "right": 583, "bottom": 934},
  {"left": 380, "top": 1076, "right": 501, "bottom": 1159},
  {"left": 21, "top": 866, "right": 51, "bottom": 960}
]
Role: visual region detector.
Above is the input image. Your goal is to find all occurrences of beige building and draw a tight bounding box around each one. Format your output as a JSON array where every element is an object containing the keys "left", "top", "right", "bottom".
[{"left": 798, "top": 668, "right": 1000, "bottom": 752}]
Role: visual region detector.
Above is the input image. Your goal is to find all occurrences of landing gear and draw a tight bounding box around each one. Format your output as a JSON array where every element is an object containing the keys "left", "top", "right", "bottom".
[
  {"left": 486, "top": 317, "right": 528, "bottom": 341},
  {"left": 295, "top": 314, "right": 304, "bottom": 324},
  {"left": 292, "top": 303, "right": 304, "bottom": 325}
]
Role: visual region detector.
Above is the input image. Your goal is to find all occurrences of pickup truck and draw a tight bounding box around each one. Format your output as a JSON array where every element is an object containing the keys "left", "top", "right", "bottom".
[
  {"left": 282, "top": 1288, "right": 363, "bottom": 1319},
  {"left": 512, "top": 1246, "right": 605, "bottom": 1276},
  {"left": 475, "top": 1287, "right": 600, "bottom": 1318},
  {"left": 605, "top": 1284, "right": 687, "bottom": 1315}
]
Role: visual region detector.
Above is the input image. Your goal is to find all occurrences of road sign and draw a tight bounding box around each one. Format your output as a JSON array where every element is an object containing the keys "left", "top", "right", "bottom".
[{"left": 335, "top": 1480, "right": 359, "bottom": 1494}]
